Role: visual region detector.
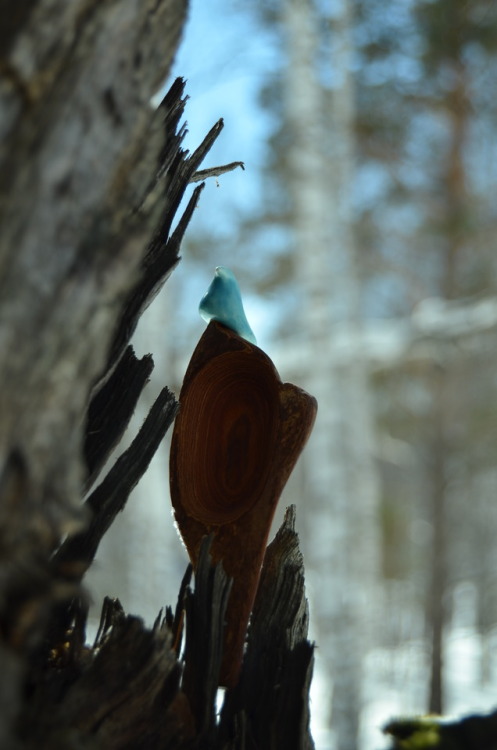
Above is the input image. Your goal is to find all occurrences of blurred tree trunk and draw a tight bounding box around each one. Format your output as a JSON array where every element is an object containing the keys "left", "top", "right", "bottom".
[
  {"left": 425, "top": 6, "right": 470, "bottom": 714},
  {"left": 327, "top": 1, "right": 382, "bottom": 744},
  {"left": 427, "top": 374, "right": 449, "bottom": 715},
  {"left": 283, "top": 0, "right": 380, "bottom": 747}
]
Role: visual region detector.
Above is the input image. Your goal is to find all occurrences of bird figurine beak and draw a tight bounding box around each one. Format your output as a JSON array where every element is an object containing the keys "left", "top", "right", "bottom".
[{"left": 199, "top": 266, "right": 257, "bottom": 345}]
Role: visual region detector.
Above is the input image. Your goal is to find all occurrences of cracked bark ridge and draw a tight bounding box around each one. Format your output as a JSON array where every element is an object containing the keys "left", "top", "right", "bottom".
[
  {"left": 84, "top": 346, "right": 155, "bottom": 491},
  {"left": 54, "top": 386, "right": 178, "bottom": 584},
  {"left": 22, "top": 596, "right": 196, "bottom": 750},
  {"left": 182, "top": 537, "right": 233, "bottom": 741}
]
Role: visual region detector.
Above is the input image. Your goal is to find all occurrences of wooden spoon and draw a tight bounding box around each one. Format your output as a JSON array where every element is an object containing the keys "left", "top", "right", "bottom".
[{"left": 170, "top": 320, "right": 316, "bottom": 687}]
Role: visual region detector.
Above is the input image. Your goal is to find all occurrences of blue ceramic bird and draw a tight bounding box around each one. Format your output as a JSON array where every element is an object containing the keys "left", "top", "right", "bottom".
[{"left": 199, "top": 266, "right": 257, "bottom": 345}]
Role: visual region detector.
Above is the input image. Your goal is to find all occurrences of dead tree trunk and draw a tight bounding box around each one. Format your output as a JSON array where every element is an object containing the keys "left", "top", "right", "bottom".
[{"left": 0, "top": 4, "right": 315, "bottom": 748}]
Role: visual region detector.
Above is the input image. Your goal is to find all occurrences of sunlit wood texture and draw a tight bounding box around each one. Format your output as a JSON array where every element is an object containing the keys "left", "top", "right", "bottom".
[{"left": 170, "top": 321, "right": 317, "bottom": 686}]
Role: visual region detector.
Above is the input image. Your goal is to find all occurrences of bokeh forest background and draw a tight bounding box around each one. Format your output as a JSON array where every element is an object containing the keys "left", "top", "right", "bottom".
[{"left": 84, "top": 1, "right": 497, "bottom": 748}]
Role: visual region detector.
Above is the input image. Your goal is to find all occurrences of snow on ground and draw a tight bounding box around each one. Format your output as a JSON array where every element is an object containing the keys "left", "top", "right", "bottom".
[{"left": 311, "top": 627, "right": 497, "bottom": 750}]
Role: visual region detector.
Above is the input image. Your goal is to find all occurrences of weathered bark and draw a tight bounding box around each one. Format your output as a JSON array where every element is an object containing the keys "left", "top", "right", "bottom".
[
  {"left": 0, "top": 0, "right": 188, "bottom": 527},
  {"left": 15, "top": 508, "right": 314, "bottom": 749},
  {"left": 83, "top": 346, "right": 155, "bottom": 491},
  {"left": 0, "top": 2, "right": 190, "bottom": 745}
]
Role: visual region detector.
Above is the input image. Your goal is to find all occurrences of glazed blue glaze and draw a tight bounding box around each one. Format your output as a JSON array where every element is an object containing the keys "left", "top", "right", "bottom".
[{"left": 199, "top": 266, "right": 257, "bottom": 345}]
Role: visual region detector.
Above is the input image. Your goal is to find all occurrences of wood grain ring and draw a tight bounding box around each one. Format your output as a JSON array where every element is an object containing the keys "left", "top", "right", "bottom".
[{"left": 174, "top": 349, "right": 279, "bottom": 525}]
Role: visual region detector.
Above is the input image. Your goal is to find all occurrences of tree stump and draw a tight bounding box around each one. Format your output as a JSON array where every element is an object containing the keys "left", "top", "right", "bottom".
[{"left": 0, "top": 4, "right": 315, "bottom": 748}]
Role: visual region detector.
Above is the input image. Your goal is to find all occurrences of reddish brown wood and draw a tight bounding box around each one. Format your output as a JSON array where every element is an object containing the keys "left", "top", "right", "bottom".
[{"left": 170, "top": 320, "right": 317, "bottom": 686}]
